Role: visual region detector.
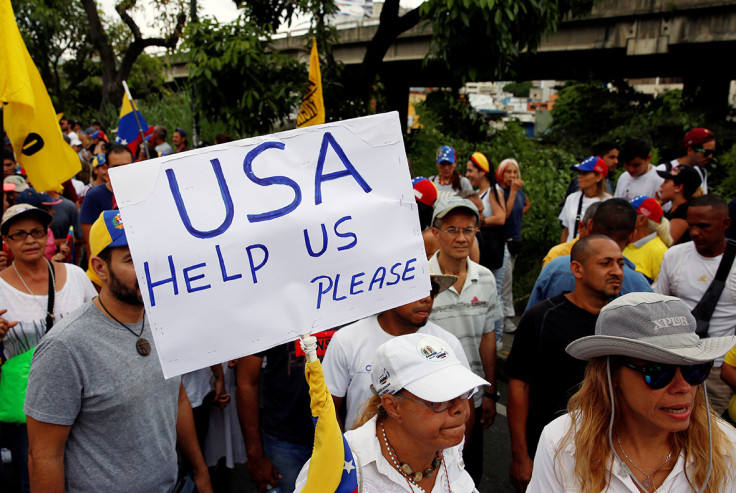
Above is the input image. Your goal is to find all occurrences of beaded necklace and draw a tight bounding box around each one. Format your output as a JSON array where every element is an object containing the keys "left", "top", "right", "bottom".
[{"left": 380, "top": 422, "right": 452, "bottom": 493}]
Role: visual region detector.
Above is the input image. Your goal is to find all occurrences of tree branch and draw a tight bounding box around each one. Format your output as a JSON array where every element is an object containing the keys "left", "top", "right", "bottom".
[{"left": 116, "top": 2, "right": 143, "bottom": 40}]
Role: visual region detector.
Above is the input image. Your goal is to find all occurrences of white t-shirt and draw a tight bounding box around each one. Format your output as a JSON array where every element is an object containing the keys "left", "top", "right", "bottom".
[
  {"left": 614, "top": 166, "right": 665, "bottom": 201},
  {"left": 182, "top": 367, "right": 213, "bottom": 408},
  {"left": 528, "top": 413, "right": 736, "bottom": 493},
  {"left": 0, "top": 263, "right": 97, "bottom": 360},
  {"left": 558, "top": 191, "right": 608, "bottom": 243},
  {"left": 431, "top": 175, "right": 475, "bottom": 202},
  {"left": 654, "top": 242, "right": 736, "bottom": 365},
  {"left": 323, "top": 315, "right": 469, "bottom": 431},
  {"left": 294, "top": 416, "right": 478, "bottom": 493}
]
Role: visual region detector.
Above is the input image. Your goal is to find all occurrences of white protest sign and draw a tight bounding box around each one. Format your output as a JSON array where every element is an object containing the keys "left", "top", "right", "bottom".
[{"left": 109, "top": 112, "right": 430, "bottom": 378}]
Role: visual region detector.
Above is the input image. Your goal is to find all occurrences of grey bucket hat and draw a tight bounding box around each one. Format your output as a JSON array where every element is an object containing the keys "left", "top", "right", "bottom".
[{"left": 566, "top": 292, "right": 736, "bottom": 364}]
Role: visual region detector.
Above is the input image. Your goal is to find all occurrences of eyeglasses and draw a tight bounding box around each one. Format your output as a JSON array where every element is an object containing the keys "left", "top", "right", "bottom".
[
  {"left": 620, "top": 359, "right": 713, "bottom": 389},
  {"left": 5, "top": 228, "right": 47, "bottom": 242},
  {"left": 430, "top": 281, "right": 441, "bottom": 299},
  {"left": 693, "top": 147, "right": 715, "bottom": 157},
  {"left": 441, "top": 227, "right": 477, "bottom": 238},
  {"left": 400, "top": 390, "right": 475, "bottom": 413}
]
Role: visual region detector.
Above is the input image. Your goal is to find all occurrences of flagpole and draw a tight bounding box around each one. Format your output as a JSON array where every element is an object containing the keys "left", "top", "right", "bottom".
[{"left": 121, "top": 81, "right": 150, "bottom": 159}]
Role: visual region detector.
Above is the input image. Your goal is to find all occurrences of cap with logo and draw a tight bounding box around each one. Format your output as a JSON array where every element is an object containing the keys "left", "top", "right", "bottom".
[
  {"left": 566, "top": 292, "right": 736, "bottom": 364},
  {"left": 436, "top": 145, "right": 456, "bottom": 165},
  {"left": 87, "top": 210, "right": 128, "bottom": 285},
  {"left": 629, "top": 196, "right": 663, "bottom": 223},
  {"left": 15, "top": 188, "right": 62, "bottom": 208},
  {"left": 656, "top": 164, "right": 702, "bottom": 199},
  {"left": 570, "top": 156, "right": 609, "bottom": 177},
  {"left": 371, "top": 333, "right": 488, "bottom": 403}
]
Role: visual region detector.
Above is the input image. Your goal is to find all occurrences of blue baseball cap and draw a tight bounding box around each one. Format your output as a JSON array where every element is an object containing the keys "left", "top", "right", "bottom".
[
  {"left": 570, "top": 156, "right": 608, "bottom": 177},
  {"left": 436, "top": 145, "right": 456, "bottom": 164}
]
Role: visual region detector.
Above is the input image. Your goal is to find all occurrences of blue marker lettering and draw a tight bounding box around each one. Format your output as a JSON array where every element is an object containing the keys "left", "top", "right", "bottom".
[
  {"left": 144, "top": 255, "right": 178, "bottom": 307},
  {"left": 334, "top": 215, "right": 357, "bottom": 251},
  {"left": 244, "top": 142, "right": 302, "bottom": 223},
  {"left": 246, "top": 244, "right": 269, "bottom": 283},
  {"left": 183, "top": 263, "right": 211, "bottom": 293},
  {"left": 314, "top": 132, "right": 372, "bottom": 205}
]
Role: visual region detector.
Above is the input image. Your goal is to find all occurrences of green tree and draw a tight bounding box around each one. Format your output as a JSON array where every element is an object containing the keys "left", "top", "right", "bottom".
[
  {"left": 183, "top": 16, "right": 304, "bottom": 136},
  {"left": 503, "top": 81, "right": 533, "bottom": 98}
]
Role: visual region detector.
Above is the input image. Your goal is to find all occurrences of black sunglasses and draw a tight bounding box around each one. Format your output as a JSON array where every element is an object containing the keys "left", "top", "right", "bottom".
[{"left": 620, "top": 359, "right": 713, "bottom": 390}]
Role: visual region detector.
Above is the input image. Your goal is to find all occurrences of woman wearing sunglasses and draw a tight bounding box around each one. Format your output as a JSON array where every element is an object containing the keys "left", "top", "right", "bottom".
[
  {"left": 296, "top": 333, "right": 486, "bottom": 492},
  {"left": 528, "top": 292, "right": 736, "bottom": 492}
]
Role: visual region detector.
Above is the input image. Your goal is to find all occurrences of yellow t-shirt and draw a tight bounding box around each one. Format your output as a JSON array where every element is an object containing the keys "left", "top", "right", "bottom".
[
  {"left": 542, "top": 237, "right": 579, "bottom": 268},
  {"left": 724, "top": 345, "right": 736, "bottom": 422},
  {"left": 623, "top": 235, "right": 668, "bottom": 283}
]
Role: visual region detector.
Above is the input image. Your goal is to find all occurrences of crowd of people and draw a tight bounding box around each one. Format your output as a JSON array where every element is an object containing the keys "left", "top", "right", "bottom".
[{"left": 1, "top": 117, "right": 736, "bottom": 493}]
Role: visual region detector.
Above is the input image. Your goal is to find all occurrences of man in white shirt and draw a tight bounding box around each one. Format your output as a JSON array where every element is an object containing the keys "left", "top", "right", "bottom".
[
  {"left": 323, "top": 272, "right": 467, "bottom": 432},
  {"left": 654, "top": 194, "right": 736, "bottom": 414},
  {"left": 614, "top": 138, "right": 664, "bottom": 201}
]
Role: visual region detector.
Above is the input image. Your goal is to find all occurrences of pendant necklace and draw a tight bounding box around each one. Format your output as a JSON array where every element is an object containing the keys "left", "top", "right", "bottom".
[
  {"left": 97, "top": 296, "right": 150, "bottom": 356},
  {"left": 380, "top": 422, "right": 451, "bottom": 493},
  {"left": 616, "top": 434, "right": 672, "bottom": 490},
  {"left": 14, "top": 260, "right": 55, "bottom": 321}
]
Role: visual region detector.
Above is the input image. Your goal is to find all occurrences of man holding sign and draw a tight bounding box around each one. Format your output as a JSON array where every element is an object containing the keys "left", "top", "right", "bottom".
[{"left": 24, "top": 211, "right": 212, "bottom": 492}]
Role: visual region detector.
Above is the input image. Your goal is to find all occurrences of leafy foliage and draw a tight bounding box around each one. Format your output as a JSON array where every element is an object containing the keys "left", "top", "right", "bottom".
[
  {"left": 407, "top": 94, "right": 577, "bottom": 310},
  {"left": 183, "top": 16, "right": 305, "bottom": 136}
]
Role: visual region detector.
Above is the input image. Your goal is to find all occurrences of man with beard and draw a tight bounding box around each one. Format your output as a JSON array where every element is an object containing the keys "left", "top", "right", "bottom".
[
  {"left": 322, "top": 273, "right": 468, "bottom": 432},
  {"left": 505, "top": 234, "right": 624, "bottom": 492},
  {"left": 24, "top": 210, "right": 212, "bottom": 493}
]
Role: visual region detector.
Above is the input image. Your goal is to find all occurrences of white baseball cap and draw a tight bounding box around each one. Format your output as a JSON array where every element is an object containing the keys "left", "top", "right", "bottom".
[{"left": 371, "top": 333, "right": 488, "bottom": 403}]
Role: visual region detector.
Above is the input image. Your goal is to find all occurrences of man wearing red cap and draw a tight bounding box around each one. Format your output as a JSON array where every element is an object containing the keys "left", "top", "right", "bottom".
[{"left": 656, "top": 127, "right": 715, "bottom": 194}]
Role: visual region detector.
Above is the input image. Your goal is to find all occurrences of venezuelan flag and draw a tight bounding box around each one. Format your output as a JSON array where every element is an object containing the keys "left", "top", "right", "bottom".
[
  {"left": 0, "top": 0, "right": 80, "bottom": 192},
  {"left": 301, "top": 358, "right": 358, "bottom": 493},
  {"left": 114, "top": 94, "right": 148, "bottom": 156}
]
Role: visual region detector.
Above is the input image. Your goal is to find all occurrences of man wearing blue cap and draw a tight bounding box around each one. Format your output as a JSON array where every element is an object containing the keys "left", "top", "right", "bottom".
[
  {"left": 172, "top": 128, "right": 189, "bottom": 153},
  {"left": 24, "top": 210, "right": 212, "bottom": 492}
]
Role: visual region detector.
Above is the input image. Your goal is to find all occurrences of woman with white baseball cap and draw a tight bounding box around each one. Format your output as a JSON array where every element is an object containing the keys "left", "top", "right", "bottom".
[
  {"left": 528, "top": 292, "right": 736, "bottom": 492},
  {"left": 296, "top": 332, "right": 487, "bottom": 492}
]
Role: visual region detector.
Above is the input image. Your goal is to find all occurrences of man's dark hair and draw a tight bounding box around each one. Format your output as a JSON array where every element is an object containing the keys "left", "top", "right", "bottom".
[
  {"left": 2, "top": 147, "right": 15, "bottom": 162},
  {"left": 690, "top": 194, "right": 728, "bottom": 213},
  {"left": 592, "top": 141, "right": 617, "bottom": 157},
  {"left": 97, "top": 246, "right": 113, "bottom": 264},
  {"left": 105, "top": 143, "right": 134, "bottom": 164},
  {"left": 154, "top": 125, "right": 168, "bottom": 140},
  {"left": 591, "top": 198, "right": 637, "bottom": 244},
  {"left": 581, "top": 201, "right": 601, "bottom": 224},
  {"left": 619, "top": 138, "right": 650, "bottom": 164},
  {"left": 570, "top": 233, "right": 612, "bottom": 264}
]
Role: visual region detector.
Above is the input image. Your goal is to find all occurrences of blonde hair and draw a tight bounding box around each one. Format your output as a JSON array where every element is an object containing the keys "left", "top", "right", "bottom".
[
  {"left": 353, "top": 394, "right": 387, "bottom": 429},
  {"left": 557, "top": 358, "right": 733, "bottom": 492},
  {"left": 647, "top": 216, "right": 673, "bottom": 247}
]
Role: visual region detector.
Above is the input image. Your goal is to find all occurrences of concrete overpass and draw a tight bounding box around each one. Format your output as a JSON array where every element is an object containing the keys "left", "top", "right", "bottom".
[{"left": 270, "top": 0, "right": 736, "bottom": 110}]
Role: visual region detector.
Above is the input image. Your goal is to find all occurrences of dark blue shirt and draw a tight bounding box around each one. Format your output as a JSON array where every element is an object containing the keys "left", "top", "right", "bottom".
[
  {"left": 79, "top": 184, "right": 114, "bottom": 225},
  {"left": 502, "top": 187, "right": 526, "bottom": 241}
]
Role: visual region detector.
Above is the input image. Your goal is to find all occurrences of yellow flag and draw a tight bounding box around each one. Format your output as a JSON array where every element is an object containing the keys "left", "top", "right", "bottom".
[
  {"left": 0, "top": 0, "right": 81, "bottom": 192},
  {"left": 296, "top": 38, "right": 326, "bottom": 128}
]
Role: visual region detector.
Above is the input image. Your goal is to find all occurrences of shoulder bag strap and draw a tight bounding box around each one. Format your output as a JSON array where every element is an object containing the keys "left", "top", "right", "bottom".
[
  {"left": 691, "top": 239, "right": 736, "bottom": 337},
  {"left": 573, "top": 193, "right": 585, "bottom": 239},
  {"left": 45, "top": 259, "right": 55, "bottom": 332}
]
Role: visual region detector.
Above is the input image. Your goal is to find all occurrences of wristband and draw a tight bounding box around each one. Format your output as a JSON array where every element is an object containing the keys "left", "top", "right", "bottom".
[{"left": 484, "top": 391, "right": 499, "bottom": 401}]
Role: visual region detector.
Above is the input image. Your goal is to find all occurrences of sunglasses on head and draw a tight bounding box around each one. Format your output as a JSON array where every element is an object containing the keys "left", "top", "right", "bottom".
[{"left": 619, "top": 358, "right": 713, "bottom": 389}]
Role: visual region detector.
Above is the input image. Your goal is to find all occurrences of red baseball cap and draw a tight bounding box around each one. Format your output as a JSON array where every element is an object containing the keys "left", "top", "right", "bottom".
[
  {"left": 570, "top": 156, "right": 608, "bottom": 178},
  {"left": 682, "top": 128, "right": 714, "bottom": 149}
]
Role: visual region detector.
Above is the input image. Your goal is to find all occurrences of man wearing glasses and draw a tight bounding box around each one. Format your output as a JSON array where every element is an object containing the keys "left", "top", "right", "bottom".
[
  {"left": 427, "top": 197, "right": 502, "bottom": 485},
  {"left": 656, "top": 127, "right": 715, "bottom": 194}
]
